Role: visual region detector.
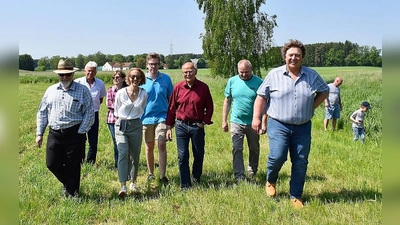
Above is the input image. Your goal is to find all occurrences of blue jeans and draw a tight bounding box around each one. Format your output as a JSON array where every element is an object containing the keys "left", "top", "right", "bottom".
[
  {"left": 175, "top": 120, "right": 205, "bottom": 188},
  {"left": 353, "top": 127, "right": 365, "bottom": 142},
  {"left": 230, "top": 122, "right": 260, "bottom": 179},
  {"left": 108, "top": 123, "right": 118, "bottom": 168},
  {"left": 266, "top": 118, "right": 311, "bottom": 199}
]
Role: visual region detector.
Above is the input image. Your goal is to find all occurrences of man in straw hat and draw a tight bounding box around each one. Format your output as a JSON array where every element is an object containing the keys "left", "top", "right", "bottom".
[{"left": 36, "top": 58, "right": 95, "bottom": 197}]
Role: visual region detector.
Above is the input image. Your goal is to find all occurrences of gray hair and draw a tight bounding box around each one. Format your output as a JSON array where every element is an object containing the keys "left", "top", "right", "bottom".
[
  {"left": 237, "top": 59, "right": 252, "bottom": 69},
  {"left": 85, "top": 61, "right": 98, "bottom": 70}
]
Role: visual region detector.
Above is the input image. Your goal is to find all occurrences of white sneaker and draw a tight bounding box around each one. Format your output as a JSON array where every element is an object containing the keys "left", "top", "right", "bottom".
[
  {"left": 129, "top": 182, "right": 137, "bottom": 192},
  {"left": 118, "top": 186, "right": 127, "bottom": 197}
]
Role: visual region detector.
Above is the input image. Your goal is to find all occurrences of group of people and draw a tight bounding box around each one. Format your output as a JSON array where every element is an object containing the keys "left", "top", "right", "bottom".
[{"left": 35, "top": 39, "right": 371, "bottom": 208}]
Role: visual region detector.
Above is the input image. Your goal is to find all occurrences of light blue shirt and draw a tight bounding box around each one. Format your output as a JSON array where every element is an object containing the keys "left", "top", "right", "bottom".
[
  {"left": 257, "top": 65, "right": 329, "bottom": 125},
  {"left": 140, "top": 72, "right": 173, "bottom": 125},
  {"left": 74, "top": 77, "right": 107, "bottom": 112},
  {"left": 224, "top": 74, "right": 263, "bottom": 125},
  {"left": 36, "top": 82, "right": 95, "bottom": 135},
  {"left": 327, "top": 83, "right": 340, "bottom": 105}
]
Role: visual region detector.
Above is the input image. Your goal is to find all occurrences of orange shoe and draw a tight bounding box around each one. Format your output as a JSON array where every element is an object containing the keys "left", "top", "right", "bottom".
[
  {"left": 265, "top": 181, "right": 276, "bottom": 197},
  {"left": 291, "top": 198, "right": 304, "bottom": 209}
]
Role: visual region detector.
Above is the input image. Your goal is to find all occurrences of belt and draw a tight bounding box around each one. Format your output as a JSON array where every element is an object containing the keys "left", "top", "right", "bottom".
[
  {"left": 176, "top": 119, "right": 203, "bottom": 126},
  {"left": 51, "top": 124, "right": 80, "bottom": 133}
]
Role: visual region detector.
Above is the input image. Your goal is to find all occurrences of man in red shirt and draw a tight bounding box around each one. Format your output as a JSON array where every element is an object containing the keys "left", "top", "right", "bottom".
[{"left": 166, "top": 62, "right": 214, "bottom": 189}]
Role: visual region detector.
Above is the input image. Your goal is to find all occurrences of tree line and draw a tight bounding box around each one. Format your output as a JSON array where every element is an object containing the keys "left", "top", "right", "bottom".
[{"left": 20, "top": 40, "right": 381, "bottom": 76}]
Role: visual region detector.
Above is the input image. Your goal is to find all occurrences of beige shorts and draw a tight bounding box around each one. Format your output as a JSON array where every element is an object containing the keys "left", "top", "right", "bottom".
[{"left": 143, "top": 122, "right": 167, "bottom": 142}]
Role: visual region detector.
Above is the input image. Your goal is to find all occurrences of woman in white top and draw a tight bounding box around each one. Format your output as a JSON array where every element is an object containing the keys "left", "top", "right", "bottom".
[{"left": 114, "top": 68, "right": 148, "bottom": 197}]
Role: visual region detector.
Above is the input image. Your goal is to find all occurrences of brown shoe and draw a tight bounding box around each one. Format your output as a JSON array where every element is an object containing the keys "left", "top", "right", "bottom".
[
  {"left": 265, "top": 181, "right": 276, "bottom": 197},
  {"left": 291, "top": 198, "right": 304, "bottom": 209}
]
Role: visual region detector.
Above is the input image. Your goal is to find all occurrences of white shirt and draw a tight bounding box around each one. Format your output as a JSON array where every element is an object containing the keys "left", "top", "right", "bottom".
[
  {"left": 114, "top": 87, "right": 148, "bottom": 119},
  {"left": 74, "top": 77, "right": 107, "bottom": 112}
]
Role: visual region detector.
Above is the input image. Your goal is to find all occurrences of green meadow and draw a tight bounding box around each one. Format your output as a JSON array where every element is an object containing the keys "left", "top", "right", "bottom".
[{"left": 19, "top": 67, "right": 382, "bottom": 224}]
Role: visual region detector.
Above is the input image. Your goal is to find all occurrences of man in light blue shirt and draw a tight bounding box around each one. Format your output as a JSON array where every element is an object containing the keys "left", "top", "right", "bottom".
[
  {"left": 222, "top": 59, "right": 265, "bottom": 181},
  {"left": 140, "top": 52, "right": 173, "bottom": 184},
  {"left": 252, "top": 39, "right": 329, "bottom": 208},
  {"left": 75, "top": 61, "right": 107, "bottom": 164},
  {"left": 324, "top": 77, "right": 343, "bottom": 131}
]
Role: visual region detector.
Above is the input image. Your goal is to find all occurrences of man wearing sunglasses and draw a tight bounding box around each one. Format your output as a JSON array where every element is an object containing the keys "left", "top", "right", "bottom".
[{"left": 36, "top": 58, "right": 95, "bottom": 197}]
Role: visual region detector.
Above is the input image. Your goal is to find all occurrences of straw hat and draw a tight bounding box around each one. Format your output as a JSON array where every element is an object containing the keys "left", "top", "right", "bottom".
[{"left": 53, "top": 58, "right": 77, "bottom": 73}]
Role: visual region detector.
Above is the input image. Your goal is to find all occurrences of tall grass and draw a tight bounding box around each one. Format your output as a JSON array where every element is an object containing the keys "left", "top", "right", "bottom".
[{"left": 19, "top": 67, "right": 381, "bottom": 224}]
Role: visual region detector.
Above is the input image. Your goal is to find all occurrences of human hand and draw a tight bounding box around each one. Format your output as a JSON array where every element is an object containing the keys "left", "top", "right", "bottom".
[
  {"left": 166, "top": 129, "right": 173, "bottom": 142},
  {"left": 35, "top": 136, "right": 43, "bottom": 148},
  {"left": 222, "top": 121, "right": 228, "bottom": 132}
]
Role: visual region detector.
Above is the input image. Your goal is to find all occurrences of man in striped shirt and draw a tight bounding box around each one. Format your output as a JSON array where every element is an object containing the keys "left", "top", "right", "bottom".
[{"left": 252, "top": 39, "right": 329, "bottom": 208}]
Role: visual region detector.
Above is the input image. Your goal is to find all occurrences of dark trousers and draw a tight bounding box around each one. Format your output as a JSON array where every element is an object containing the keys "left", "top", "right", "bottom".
[
  {"left": 175, "top": 120, "right": 205, "bottom": 188},
  {"left": 46, "top": 125, "right": 85, "bottom": 196},
  {"left": 83, "top": 111, "right": 99, "bottom": 164}
]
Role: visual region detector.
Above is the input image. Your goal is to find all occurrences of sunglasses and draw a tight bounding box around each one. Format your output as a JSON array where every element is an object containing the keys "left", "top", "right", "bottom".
[
  {"left": 130, "top": 75, "right": 142, "bottom": 79},
  {"left": 58, "top": 73, "right": 73, "bottom": 77},
  {"left": 113, "top": 76, "right": 121, "bottom": 80}
]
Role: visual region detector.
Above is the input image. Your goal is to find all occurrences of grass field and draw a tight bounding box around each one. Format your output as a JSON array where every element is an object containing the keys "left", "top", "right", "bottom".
[{"left": 19, "top": 67, "right": 382, "bottom": 224}]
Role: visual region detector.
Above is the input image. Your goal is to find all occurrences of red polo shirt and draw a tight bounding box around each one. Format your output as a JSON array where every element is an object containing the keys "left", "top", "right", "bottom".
[{"left": 166, "top": 79, "right": 214, "bottom": 126}]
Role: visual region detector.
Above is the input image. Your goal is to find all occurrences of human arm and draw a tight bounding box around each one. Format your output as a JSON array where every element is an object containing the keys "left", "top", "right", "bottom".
[
  {"left": 79, "top": 89, "right": 95, "bottom": 134},
  {"left": 260, "top": 113, "right": 268, "bottom": 135},
  {"left": 338, "top": 95, "right": 342, "bottom": 110},
  {"left": 36, "top": 91, "right": 49, "bottom": 148},
  {"left": 314, "top": 91, "right": 329, "bottom": 109},
  {"left": 252, "top": 95, "right": 268, "bottom": 133},
  {"left": 222, "top": 97, "right": 231, "bottom": 132},
  {"left": 202, "top": 85, "right": 214, "bottom": 125}
]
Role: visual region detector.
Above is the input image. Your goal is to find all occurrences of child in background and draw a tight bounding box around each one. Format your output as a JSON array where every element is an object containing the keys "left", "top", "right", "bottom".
[{"left": 349, "top": 101, "right": 371, "bottom": 142}]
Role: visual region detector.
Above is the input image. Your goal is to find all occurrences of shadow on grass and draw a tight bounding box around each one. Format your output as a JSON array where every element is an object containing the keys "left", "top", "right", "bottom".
[{"left": 313, "top": 188, "right": 382, "bottom": 204}]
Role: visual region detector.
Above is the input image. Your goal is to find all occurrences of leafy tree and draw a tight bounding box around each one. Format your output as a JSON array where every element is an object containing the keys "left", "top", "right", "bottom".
[
  {"left": 75, "top": 54, "right": 85, "bottom": 70},
  {"left": 37, "top": 56, "right": 51, "bottom": 70},
  {"left": 94, "top": 51, "right": 107, "bottom": 66},
  {"left": 197, "top": 58, "right": 207, "bottom": 68},
  {"left": 50, "top": 55, "right": 61, "bottom": 70},
  {"left": 135, "top": 58, "right": 146, "bottom": 69},
  {"left": 19, "top": 54, "right": 34, "bottom": 71},
  {"left": 126, "top": 55, "right": 135, "bottom": 63},
  {"left": 196, "top": 0, "right": 277, "bottom": 78}
]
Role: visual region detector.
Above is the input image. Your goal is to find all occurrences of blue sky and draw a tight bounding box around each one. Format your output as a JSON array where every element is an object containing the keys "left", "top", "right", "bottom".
[{"left": 16, "top": 0, "right": 382, "bottom": 59}]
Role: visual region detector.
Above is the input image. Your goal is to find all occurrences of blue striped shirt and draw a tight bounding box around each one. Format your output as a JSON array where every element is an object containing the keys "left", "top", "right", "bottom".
[
  {"left": 257, "top": 65, "right": 329, "bottom": 125},
  {"left": 36, "top": 82, "right": 95, "bottom": 135}
]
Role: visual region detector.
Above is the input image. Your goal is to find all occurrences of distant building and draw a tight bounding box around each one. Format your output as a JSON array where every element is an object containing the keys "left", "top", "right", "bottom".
[{"left": 102, "top": 62, "right": 133, "bottom": 71}]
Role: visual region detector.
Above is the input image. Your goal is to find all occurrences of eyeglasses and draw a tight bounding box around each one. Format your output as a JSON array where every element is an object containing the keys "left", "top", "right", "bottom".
[
  {"left": 58, "top": 73, "right": 73, "bottom": 77},
  {"left": 148, "top": 63, "right": 160, "bottom": 67},
  {"left": 113, "top": 76, "right": 121, "bottom": 80},
  {"left": 130, "top": 75, "right": 142, "bottom": 79}
]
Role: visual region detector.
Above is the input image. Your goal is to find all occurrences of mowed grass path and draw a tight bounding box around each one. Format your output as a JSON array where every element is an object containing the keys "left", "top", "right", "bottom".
[{"left": 19, "top": 67, "right": 381, "bottom": 224}]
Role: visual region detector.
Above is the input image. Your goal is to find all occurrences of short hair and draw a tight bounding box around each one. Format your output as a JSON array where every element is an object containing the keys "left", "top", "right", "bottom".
[
  {"left": 113, "top": 70, "right": 126, "bottom": 79},
  {"left": 127, "top": 68, "right": 146, "bottom": 86},
  {"left": 281, "top": 39, "right": 306, "bottom": 60},
  {"left": 237, "top": 59, "right": 252, "bottom": 69},
  {"left": 85, "top": 61, "right": 98, "bottom": 70},
  {"left": 146, "top": 52, "right": 160, "bottom": 62}
]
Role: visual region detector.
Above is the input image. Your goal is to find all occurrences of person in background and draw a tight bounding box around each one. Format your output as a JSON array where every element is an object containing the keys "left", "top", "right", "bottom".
[
  {"left": 141, "top": 52, "right": 174, "bottom": 185},
  {"left": 36, "top": 58, "right": 94, "bottom": 197},
  {"left": 252, "top": 39, "right": 329, "bottom": 208},
  {"left": 166, "top": 62, "right": 214, "bottom": 189},
  {"left": 106, "top": 70, "right": 128, "bottom": 169},
  {"left": 114, "top": 68, "right": 148, "bottom": 197},
  {"left": 75, "top": 61, "right": 107, "bottom": 165},
  {"left": 222, "top": 59, "right": 265, "bottom": 182},
  {"left": 324, "top": 77, "right": 343, "bottom": 131},
  {"left": 349, "top": 101, "right": 371, "bottom": 143}
]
